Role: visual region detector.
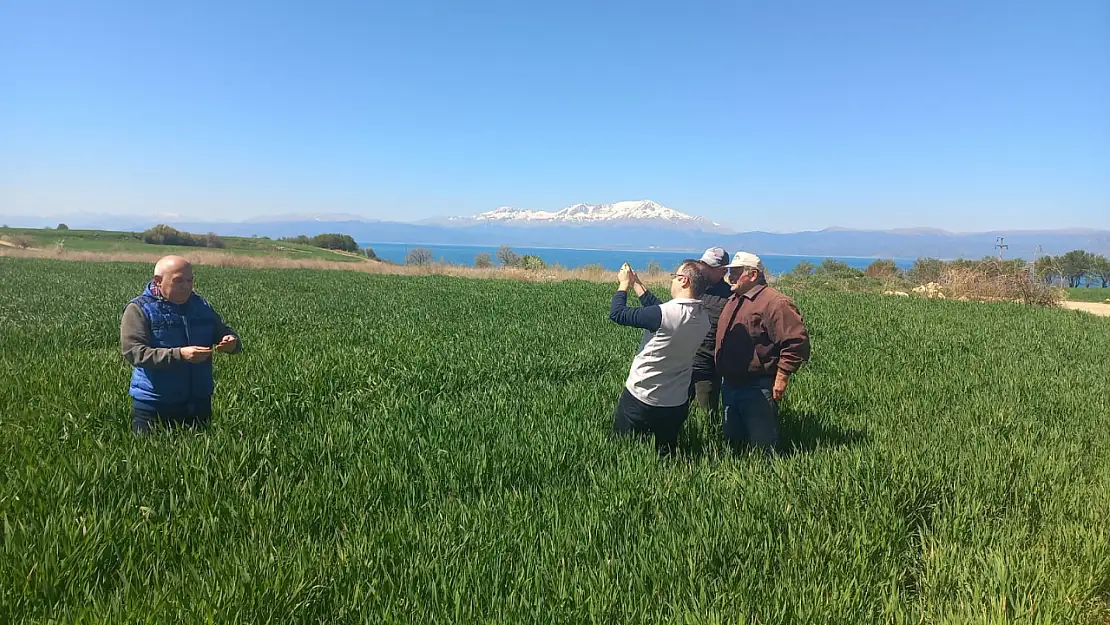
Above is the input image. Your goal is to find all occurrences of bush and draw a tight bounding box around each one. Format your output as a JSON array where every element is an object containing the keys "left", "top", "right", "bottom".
[
  {"left": 941, "top": 262, "right": 1062, "bottom": 306},
  {"left": 405, "top": 248, "right": 434, "bottom": 266},
  {"left": 644, "top": 260, "right": 664, "bottom": 277},
  {"left": 203, "top": 233, "right": 226, "bottom": 249},
  {"left": 496, "top": 245, "right": 520, "bottom": 267},
  {"left": 790, "top": 261, "right": 815, "bottom": 277},
  {"left": 814, "top": 259, "right": 863, "bottom": 278},
  {"left": 907, "top": 258, "right": 945, "bottom": 285},
  {"left": 864, "top": 259, "right": 899, "bottom": 279},
  {"left": 364, "top": 247, "right": 378, "bottom": 260},
  {"left": 56, "top": 223, "right": 69, "bottom": 231},
  {"left": 474, "top": 252, "right": 494, "bottom": 269},
  {"left": 7, "top": 235, "right": 34, "bottom": 249},
  {"left": 519, "top": 255, "right": 547, "bottom": 271},
  {"left": 140, "top": 224, "right": 225, "bottom": 249}
]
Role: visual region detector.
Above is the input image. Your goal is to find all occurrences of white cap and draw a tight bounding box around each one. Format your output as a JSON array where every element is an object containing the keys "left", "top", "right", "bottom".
[{"left": 725, "top": 251, "right": 764, "bottom": 271}]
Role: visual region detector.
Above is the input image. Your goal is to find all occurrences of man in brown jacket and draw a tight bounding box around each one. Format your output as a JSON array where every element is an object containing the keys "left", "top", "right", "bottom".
[{"left": 715, "top": 252, "right": 810, "bottom": 453}]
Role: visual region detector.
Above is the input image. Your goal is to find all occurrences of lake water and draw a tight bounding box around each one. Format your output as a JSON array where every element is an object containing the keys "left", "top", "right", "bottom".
[{"left": 360, "top": 242, "right": 914, "bottom": 274}]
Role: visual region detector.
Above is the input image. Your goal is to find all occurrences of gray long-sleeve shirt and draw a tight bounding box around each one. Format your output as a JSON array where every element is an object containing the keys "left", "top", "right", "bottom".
[{"left": 120, "top": 301, "right": 240, "bottom": 368}]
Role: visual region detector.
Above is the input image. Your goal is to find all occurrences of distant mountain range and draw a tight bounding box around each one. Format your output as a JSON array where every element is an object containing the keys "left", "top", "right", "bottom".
[{"left": 3, "top": 201, "right": 1108, "bottom": 259}]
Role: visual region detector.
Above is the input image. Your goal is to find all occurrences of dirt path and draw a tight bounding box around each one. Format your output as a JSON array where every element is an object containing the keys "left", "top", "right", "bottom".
[{"left": 1061, "top": 301, "right": 1110, "bottom": 317}]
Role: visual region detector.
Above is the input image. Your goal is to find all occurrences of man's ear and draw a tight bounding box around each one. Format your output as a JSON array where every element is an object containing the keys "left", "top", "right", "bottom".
[{"left": 152, "top": 275, "right": 163, "bottom": 286}]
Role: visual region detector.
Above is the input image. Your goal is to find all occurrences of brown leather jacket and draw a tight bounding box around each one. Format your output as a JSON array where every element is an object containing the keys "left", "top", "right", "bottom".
[{"left": 715, "top": 284, "right": 810, "bottom": 384}]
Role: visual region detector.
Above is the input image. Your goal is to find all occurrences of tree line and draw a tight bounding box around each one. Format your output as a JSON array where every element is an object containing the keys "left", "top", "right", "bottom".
[
  {"left": 785, "top": 250, "right": 1109, "bottom": 288},
  {"left": 279, "top": 233, "right": 361, "bottom": 253},
  {"left": 401, "top": 245, "right": 548, "bottom": 269},
  {"left": 141, "top": 225, "right": 226, "bottom": 249}
]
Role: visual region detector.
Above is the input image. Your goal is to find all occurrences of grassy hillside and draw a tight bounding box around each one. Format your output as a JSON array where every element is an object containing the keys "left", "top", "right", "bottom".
[
  {"left": 0, "top": 226, "right": 365, "bottom": 262},
  {"left": 1, "top": 257, "right": 1108, "bottom": 623}
]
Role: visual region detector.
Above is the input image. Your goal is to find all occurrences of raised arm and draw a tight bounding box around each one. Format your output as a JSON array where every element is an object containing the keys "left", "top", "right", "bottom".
[
  {"left": 633, "top": 280, "right": 663, "bottom": 307},
  {"left": 609, "top": 290, "right": 662, "bottom": 332}
]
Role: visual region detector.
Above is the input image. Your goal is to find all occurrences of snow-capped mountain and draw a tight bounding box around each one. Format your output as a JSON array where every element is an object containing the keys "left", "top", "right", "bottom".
[{"left": 447, "top": 200, "right": 730, "bottom": 233}]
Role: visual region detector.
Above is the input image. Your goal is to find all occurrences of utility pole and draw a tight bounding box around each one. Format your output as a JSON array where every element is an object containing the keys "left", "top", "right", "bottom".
[{"left": 995, "top": 236, "right": 1008, "bottom": 260}]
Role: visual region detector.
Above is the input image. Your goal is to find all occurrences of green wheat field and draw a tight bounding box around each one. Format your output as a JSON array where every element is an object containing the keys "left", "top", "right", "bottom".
[{"left": 1, "top": 256, "right": 1108, "bottom": 624}]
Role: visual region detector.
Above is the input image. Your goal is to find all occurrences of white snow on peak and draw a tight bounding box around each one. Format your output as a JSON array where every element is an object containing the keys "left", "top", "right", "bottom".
[{"left": 471, "top": 200, "right": 715, "bottom": 226}]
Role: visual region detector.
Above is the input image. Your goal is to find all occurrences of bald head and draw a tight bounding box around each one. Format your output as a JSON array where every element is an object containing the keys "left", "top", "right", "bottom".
[
  {"left": 154, "top": 255, "right": 191, "bottom": 278},
  {"left": 153, "top": 255, "right": 195, "bottom": 304}
]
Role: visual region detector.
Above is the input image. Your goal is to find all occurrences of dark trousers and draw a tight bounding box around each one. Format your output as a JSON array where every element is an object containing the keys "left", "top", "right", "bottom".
[
  {"left": 131, "top": 397, "right": 213, "bottom": 435},
  {"left": 721, "top": 378, "right": 779, "bottom": 453},
  {"left": 689, "top": 372, "right": 721, "bottom": 417},
  {"left": 719, "top": 377, "right": 781, "bottom": 455},
  {"left": 612, "top": 389, "right": 690, "bottom": 456}
]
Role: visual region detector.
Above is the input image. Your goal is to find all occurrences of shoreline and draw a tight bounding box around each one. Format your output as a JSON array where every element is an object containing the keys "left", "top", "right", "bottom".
[{"left": 359, "top": 241, "right": 919, "bottom": 262}]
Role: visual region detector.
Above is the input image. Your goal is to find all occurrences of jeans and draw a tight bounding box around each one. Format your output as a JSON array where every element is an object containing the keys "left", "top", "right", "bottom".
[
  {"left": 612, "top": 389, "right": 690, "bottom": 456},
  {"left": 689, "top": 373, "right": 721, "bottom": 417},
  {"left": 131, "top": 397, "right": 213, "bottom": 435},
  {"left": 721, "top": 378, "right": 779, "bottom": 453}
]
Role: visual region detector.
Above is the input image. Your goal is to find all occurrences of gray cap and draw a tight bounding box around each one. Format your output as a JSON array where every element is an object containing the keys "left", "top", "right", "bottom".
[{"left": 699, "top": 247, "right": 730, "bottom": 268}]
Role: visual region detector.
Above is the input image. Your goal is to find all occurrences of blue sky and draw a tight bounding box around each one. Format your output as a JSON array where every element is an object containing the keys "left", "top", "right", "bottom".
[{"left": 1, "top": 0, "right": 1107, "bottom": 232}]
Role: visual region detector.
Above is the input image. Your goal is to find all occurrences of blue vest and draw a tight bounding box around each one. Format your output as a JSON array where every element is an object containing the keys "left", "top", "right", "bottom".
[{"left": 128, "top": 283, "right": 220, "bottom": 404}]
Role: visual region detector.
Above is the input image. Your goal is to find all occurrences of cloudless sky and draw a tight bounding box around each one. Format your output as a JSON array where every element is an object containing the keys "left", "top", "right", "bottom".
[{"left": 1, "top": 0, "right": 1107, "bottom": 231}]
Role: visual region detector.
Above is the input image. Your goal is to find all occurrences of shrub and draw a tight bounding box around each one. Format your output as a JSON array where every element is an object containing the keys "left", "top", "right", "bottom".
[
  {"left": 496, "top": 245, "right": 520, "bottom": 268},
  {"left": 790, "top": 261, "right": 815, "bottom": 277},
  {"left": 941, "top": 262, "right": 1063, "bottom": 306},
  {"left": 8, "top": 235, "right": 34, "bottom": 249},
  {"left": 519, "top": 255, "right": 547, "bottom": 271},
  {"left": 141, "top": 224, "right": 224, "bottom": 249},
  {"left": 814, "top": 259, "right": 863, "bottom": 278},
  {"left": 907, "top": 258, "right": 945, "bottom": 285},
  {"left": 405, "top": 248, "right": 434, "bottom": 266},
  {"left": 474, "top": 252, "right": 494, "bottom": 269},
  {"left": 864, "top": 260, "right": 899, "bottom": 279}
]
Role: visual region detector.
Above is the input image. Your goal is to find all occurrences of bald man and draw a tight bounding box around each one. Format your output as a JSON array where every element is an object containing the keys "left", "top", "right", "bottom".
[{"left": 120, "top": 256, "right": 242, "bottom": 434}]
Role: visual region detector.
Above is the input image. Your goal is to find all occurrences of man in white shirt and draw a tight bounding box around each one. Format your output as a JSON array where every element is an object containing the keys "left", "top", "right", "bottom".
[{"left": 609, "top": 260, "right": 712, "bottom": 456}]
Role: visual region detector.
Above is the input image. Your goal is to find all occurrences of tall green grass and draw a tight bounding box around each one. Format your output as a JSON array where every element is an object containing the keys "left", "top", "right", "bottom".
[
  {"left": 1, "top": 257, "right": 1108, "bottom": 623},
  {"left": 1067, "top": 287, "right": 1110, "bottom": 303}
]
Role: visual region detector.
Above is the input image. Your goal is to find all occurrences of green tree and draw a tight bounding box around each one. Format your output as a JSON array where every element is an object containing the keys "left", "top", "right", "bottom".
[
  {"left": 1034, "top": 255, "right": 1061, "bottom": 285},
  {"left": 474, "top": 252, "right": 494, "bottom": 268},
  {"left": 1088, "top": 254, "right": 1110, "bottom": 288},
  {"left": 789, "top": 260, "right": 815, "bottom": 277},
  {"left": 56, "top": 223, "right": 69, "bottom": 231},
  {"left": 1058, "top": 249, "right": 1095, "bottom": 288},
  {"left": 308, "top": 233, "right": 359, "bottom": 252}
]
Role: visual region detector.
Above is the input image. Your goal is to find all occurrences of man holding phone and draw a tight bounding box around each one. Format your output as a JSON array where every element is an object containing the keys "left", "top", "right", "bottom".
[
  {"left": 120, "top": 255, "right": 242, "bottom": 434},
  {"left": 609, "top": 260, "right": 711, "bottom": 456}
]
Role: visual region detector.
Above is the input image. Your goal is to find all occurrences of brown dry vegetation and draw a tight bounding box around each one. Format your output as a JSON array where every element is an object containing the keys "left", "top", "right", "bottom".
[
  {"left": 938, "top": 260, "right": 1064, "bottom": 306},
  {"left": 0, "top": 245, "right": 626, "bottom": 284}
]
